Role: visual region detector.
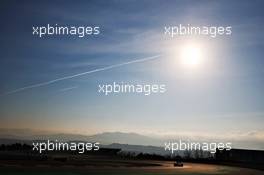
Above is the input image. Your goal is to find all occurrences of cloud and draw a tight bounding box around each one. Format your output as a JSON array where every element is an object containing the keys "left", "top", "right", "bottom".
[
  {"left": 1, "top": 55, "right": 161, "bottom": 96},
  {"left": 58, "top": 86, "right": 79, "bottom": 92}
]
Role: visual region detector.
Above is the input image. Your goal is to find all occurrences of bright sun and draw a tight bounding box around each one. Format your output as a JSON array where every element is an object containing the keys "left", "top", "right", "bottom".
[{"left": 180, "top": 44, "right": 203, "bottom": 67}]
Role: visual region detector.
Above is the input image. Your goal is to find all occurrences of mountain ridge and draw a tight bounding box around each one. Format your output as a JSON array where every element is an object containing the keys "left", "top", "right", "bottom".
[{"left": 0, "top": 128, "right": 162, "bottom": 146}]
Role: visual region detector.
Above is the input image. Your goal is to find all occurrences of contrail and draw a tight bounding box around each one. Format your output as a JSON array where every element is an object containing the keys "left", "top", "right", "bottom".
[
  {"left": 58, "top": 86, "right": 79, "bottom": 92},
  {"left": 1, "top": 55, "right": 161, "bottom": 96}
]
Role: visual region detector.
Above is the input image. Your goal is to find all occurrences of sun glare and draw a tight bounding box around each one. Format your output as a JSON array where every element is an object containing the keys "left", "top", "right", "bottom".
[{"left": 180, "top": 44, "right": 203, "bottom": 67}]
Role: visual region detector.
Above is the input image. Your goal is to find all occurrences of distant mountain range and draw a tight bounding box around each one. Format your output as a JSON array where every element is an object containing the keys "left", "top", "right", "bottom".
[
  {"left": 105, "top": 143, "right": 171, "bottom": 155},
  {"left": 0, "top": 128, "right": 163, "bottom": 146},
  {"left": 0, "top": 128, "right": 170, "bottom": 155},
  {"left": 89, "top": 132, "right": 162, "bottom": 146},
  {"left": 1, "top": 128, "right": 263, "bottom": 151}
]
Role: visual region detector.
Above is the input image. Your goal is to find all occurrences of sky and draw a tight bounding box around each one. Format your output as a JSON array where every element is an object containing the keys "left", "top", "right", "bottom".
[{"left": 0, "top": 0, "right": 264, "bottom": 149}]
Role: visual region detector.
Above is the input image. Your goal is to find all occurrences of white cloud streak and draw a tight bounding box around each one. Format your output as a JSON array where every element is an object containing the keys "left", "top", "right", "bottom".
[{"left": 1, "top": 55, "right": 161, "bottom": 96}]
